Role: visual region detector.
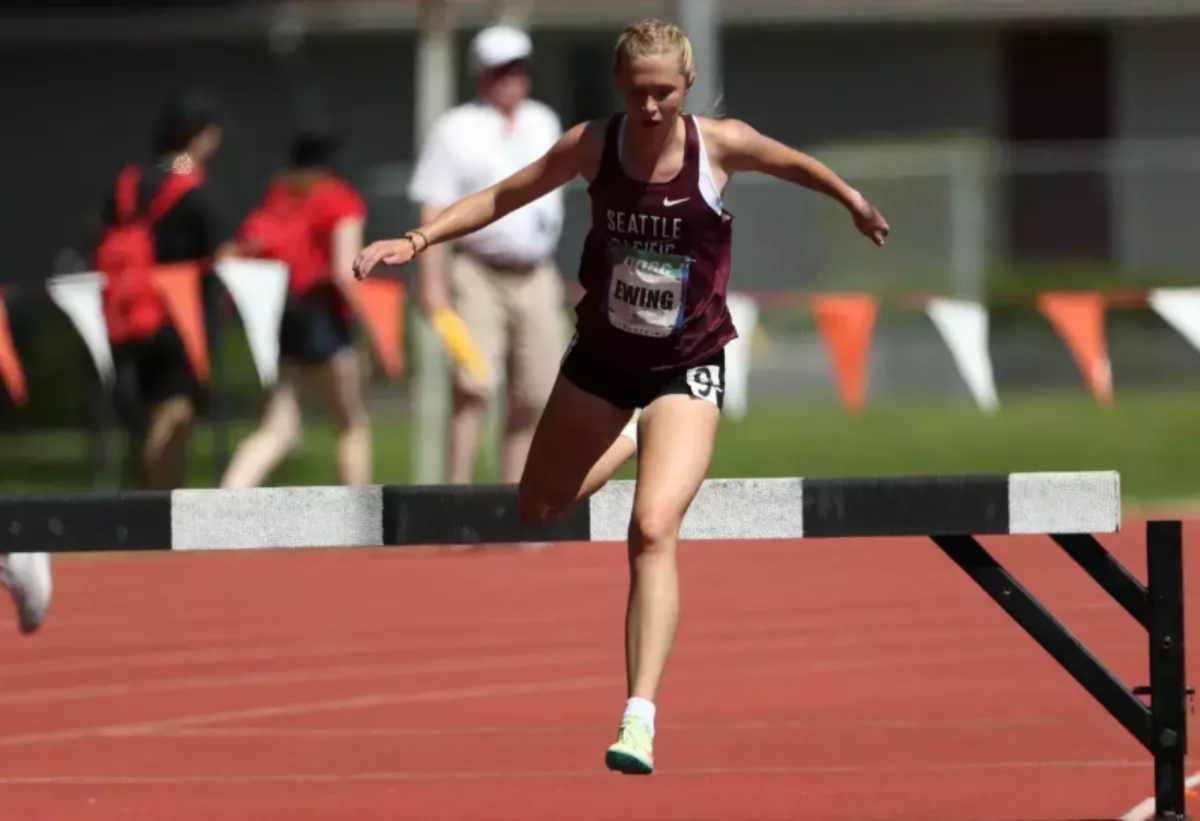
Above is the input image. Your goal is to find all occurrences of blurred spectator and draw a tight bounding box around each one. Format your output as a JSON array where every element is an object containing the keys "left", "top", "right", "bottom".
[
  {"left": 408, "top": 24, "right": 569, "bottom": 484},
  {"left": 94, "top": 89, "right": 235, "bottom": 490},
  {"left": 220, "top": 129, "right": 372, "bottom": 487}
]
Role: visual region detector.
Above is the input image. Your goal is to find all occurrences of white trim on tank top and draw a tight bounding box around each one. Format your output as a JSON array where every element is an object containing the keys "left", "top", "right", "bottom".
[{"left": 616, "top": 114, "right": 724, "bottom": 217}]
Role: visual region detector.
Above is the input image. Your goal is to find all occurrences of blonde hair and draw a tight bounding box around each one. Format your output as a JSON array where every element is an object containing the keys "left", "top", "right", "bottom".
[{"left": 613, "top": 19, "right": 697, "bottom": 89}]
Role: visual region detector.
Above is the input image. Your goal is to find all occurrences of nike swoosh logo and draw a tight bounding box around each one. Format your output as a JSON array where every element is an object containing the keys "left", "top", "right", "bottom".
[{"left": 663, "top": 197, "right": 690, "bottom": 207}]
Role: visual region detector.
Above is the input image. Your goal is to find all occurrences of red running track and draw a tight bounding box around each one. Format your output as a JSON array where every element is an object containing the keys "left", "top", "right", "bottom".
[{"left": 1, "top": 522, "right": 1198, "bottom": 821}]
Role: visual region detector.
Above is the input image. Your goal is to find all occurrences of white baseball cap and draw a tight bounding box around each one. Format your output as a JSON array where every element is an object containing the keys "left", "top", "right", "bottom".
[{"left": 469, "top": 24, "right": 532, "bottom": 73}]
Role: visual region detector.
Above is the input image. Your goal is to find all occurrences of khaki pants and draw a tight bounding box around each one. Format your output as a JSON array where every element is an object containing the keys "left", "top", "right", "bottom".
[{"left": 449, "top": 251, "right": 569, "bottom": 415}]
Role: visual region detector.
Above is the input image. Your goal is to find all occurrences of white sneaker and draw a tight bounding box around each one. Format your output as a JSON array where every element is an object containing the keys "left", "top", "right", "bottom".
[
  {"left": 605, "top": 715, "right": 654, "bottom": 775},
  {"left": 2, "top": 553, "right": 52, "bottom": 635}
]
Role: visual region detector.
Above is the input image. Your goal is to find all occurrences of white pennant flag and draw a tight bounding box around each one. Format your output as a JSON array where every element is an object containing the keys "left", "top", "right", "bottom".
[
  {"left": 723, "top": 291, "right": 760, "bottom": 421},
  {"left": 926, "top": 297, "right": 999, "bottom": 413},
  {"left": 215, "top": 257, "right": 289, "bottom": 387},
  {"left": 1149, "top": 288, "right": 1200, "bottom": 355},
  {"left": 46, "top": 271, "right": 115, "bottom": 388}
]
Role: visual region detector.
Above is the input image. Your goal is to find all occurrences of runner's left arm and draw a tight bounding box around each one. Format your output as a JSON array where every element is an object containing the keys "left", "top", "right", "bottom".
[{"left": 710, "top": 119, "right": 889, "bottom": 247}]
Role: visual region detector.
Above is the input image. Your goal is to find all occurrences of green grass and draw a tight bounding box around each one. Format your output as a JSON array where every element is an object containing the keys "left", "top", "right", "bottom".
[
  {"left": 3, "top": 388, "right": 1199, "bottom": 504},
  {"left": 707, "top": 392, "right": 1200, "bottom": 505}
]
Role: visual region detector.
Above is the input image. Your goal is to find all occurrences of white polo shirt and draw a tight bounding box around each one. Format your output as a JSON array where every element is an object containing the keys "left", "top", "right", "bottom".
[{"left": 408, "top": 99, "right": 564, "bottom": 266}]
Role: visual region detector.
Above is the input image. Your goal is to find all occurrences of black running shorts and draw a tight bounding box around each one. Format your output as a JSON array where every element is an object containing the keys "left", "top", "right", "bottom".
[
  {"left": 112, "top": 321, "right": 197, "bottom": 411},
  {"left": 559, "top": 335, "right": 725, "bottom": 411},
  {"left": 278, "top": 284, "right": 358, "bottom": 365}
]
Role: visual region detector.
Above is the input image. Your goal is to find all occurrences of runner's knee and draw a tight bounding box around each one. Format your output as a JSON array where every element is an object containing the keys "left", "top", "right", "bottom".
[{"left": 629, "top": 502, "right": 681, "bottom": 557}]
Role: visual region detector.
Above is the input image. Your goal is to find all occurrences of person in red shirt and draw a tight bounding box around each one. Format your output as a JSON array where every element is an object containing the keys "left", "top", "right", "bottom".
[
  {"left": 97, "top": 90, "right": 234, "bottom": 491},
  {"left": 221, "top": 130, "right": 372, "bottom": 487}
]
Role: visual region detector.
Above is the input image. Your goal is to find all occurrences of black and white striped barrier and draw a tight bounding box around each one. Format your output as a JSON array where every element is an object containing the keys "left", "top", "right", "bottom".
[{"left": 0, "top": 471, "right": 1120, "bottom": 553}]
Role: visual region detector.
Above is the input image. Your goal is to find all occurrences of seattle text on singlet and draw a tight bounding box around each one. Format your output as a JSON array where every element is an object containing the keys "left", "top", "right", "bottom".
[{"left": 573, "top": 114, "right": 738, "bottom": 372}]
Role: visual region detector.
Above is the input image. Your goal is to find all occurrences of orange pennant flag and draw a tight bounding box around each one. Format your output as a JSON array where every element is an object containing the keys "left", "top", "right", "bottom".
[
  {"left": 353, "top": 278, "right": 406, "bottom": 379},
  {"left": 1036, "top": 291, "right": 1112, "bottom": 406},
  {"left": 152, "top": 263, "right": 210, "bottom": 382},
  {"left": 0, "top": 292, "right": 28, "bottom": 406},
  {"left": 811, "top": 293, "right": 878, "bottom": 413}
]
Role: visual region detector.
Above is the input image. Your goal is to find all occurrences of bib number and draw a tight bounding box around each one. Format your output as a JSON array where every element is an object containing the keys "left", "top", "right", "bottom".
[
  {"left": 685, "top": 364, "right": 723, "bottom": 407},
  {"left": 605, "top": 241, "right": 689, "bottom": 338}
]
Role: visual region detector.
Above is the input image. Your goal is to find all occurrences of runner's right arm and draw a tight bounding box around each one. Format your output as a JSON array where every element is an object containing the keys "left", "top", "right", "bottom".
[{"left": 353, "top": 121, "right": 600, "bottom": 279}]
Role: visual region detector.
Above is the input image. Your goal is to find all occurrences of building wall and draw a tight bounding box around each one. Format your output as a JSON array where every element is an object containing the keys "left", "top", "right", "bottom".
[
  {"left": 721, "top": 25, "right": 1002, "bottom": 146},
  {"left": 4, "top": 20, "right": 1199, "bottom": 292},
  {"left": 0, "top": 33, "right": 420, "bottom": 283},
  {"left": 1113, "top": 21, "right": 1200, "bottom": 276}
]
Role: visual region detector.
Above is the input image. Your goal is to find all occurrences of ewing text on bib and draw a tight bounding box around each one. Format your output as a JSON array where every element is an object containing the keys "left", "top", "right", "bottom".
[{"left": 605, "top": 241, "right": 690, "bottom": 338}]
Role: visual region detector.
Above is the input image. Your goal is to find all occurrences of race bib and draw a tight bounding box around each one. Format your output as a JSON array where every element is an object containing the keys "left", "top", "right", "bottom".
[{"left": 605, "top": 241, "right": 690, "bottom": 338}]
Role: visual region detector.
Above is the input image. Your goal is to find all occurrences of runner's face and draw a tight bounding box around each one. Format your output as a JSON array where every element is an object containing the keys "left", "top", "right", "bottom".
[{"left": 617, "top": 53, "right": 688, "bottom": 134}]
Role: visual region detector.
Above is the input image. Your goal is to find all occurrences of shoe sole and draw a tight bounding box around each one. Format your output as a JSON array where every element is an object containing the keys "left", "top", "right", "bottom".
[{"left": 605, "top": 746, "right": 653, "bottom": 775}]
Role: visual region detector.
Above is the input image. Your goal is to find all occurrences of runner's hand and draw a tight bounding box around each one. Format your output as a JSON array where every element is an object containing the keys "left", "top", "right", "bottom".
[
  {"left": 849, "top": 194, "right": 889, "bottom": 247},
  {"left": 353, "top": 237, "right": 417, "bottom": 280}
]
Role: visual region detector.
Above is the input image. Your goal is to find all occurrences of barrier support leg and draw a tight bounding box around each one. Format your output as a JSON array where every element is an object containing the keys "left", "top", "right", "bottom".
[
  {"left": 1053, "top": 533, "right": 1149, "bottom": 628},
  {"left": 935, "top": 522, "right": 1191, "bottom": 821},
  {"left": 932, "top": 534, "right": 1152, "bottom": 745},
  {"left": 1148, "top": 520, "right": 1188, "bottom": 821}
]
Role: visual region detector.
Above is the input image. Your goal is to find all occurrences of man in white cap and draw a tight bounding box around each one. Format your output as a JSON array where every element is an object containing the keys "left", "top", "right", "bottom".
[{"left": 408, "top": 24, "right": 568, "bottom": 485}]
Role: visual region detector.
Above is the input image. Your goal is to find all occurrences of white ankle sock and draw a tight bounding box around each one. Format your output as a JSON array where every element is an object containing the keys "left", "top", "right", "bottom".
[
  {"left": 620, "top": 411, "right": 640, "bottom": 454},
  {"left": 623, "top": 697, "right": 656, "bottom": 737}
]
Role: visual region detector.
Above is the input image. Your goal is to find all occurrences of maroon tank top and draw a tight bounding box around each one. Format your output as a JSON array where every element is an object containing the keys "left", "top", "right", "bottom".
[{"left": 572, "top": 113, "right": 738, "bottom": 372}]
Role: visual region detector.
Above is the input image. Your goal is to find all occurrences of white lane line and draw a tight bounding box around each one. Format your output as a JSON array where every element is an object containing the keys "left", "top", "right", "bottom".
[
  {"left": 1119, "top": 770, "right": 1200, "bottom": 821},
  {"left": 0, "top": 648, "right": 609, "bottom": 705},
  {"left": 138, "top": 715, "right": 1084, "bottom": 739},
  {"left": 0, "top": 632, "right": 1144, "bottom": 707},
  {"left": 0, "top": 758, "right": 1155, "bottom": 786},
  {"left": 0, "top": 675, "right": 619, "bottom": 747}
]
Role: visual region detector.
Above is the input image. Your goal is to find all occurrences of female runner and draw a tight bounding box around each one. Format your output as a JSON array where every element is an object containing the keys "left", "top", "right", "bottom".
[{"left": 354, "top": 18, "right": 889, "bottom": 775}]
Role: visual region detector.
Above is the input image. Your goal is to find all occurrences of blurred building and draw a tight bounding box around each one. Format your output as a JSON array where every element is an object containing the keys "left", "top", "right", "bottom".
[
  {"left": 4, "top": 0, "right": 1200, "bottom": 425},
  {"left": 3, "top": 0, "right": 1200, "bottom": 291}
]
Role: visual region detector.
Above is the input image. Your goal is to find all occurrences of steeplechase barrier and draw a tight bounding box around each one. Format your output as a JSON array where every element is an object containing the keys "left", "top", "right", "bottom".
[{"left": 0, "top": 470, "right": 1190, "bottom": 820}]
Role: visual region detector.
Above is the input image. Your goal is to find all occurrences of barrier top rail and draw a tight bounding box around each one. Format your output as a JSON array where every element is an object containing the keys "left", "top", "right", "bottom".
[{"left": 0, "top": 471, "right": 1119, "bottom": 553}]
